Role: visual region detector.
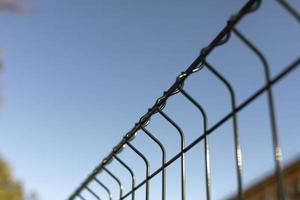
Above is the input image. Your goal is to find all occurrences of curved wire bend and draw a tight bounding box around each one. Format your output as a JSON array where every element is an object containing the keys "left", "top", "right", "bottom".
[
  {"left": 102, "top": 166, "right": 123, "bottom": 200},
  {"left": 140, "top": 125, "right": 166, "bottom": 200},
  {"left": 85, "top": 186, "right": 101, "bottom": 200},
  {"left": 114, "top": 155, "right": 136, "bottom": 200},
  {"left": 203, "top": 60, "right": 244, "bottom": 200},
  {"left": 157, "top": 109, "right": 187, "bottom": 200},
  {"left": 78, "top": 194, "right": 87, "bottom": 200},
  {"left": 126, "top": 141, "right": 150, "bottom": 200},
  {"left": 277, "top": 0, "right": 300, "bottom": 23},
  {"left": 232, "top": 27, "right": 285, "bottom": 200},
  {"left": 177, "top": 86, "right": 212, "bottom": 200},
  {"left": 93, "top": 177, "right": 112, "bottom": 200}
]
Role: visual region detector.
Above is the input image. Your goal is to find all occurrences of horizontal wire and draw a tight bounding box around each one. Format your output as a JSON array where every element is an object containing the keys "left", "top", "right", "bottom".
[
  {"left": 67, "top": 1, "right": 258, "bottom": 198},
  {"left": 121, "top": 57, "right": 300, "bottom": 199}
]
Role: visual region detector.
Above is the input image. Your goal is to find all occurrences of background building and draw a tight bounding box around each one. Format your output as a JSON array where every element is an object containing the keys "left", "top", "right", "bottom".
[{"left": 229, "top": 158, "right": 300, "bottom": 200}]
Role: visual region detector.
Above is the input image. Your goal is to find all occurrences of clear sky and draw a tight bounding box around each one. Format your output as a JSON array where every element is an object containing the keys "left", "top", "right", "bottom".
[{"left": 0, "top": 0, "right": 299, "bottom": 200}]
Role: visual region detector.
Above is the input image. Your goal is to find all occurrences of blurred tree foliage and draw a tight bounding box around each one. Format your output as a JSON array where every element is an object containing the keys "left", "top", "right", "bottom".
[
  {"left": 0, "top": 0, "right": 26, "bottom": 13},
  {"left": 0, "top": 2, "right": 33, "bottom": 199},
  {"left": 0, "top": 157, "right": 23, "bottom": 200},
  {"left": 0, "top": 0, "right": 32, "bottom": 106}
]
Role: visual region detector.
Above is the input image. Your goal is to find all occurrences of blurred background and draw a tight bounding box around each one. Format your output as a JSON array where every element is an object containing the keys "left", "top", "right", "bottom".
[{"left": 0, "top": 0, "right": 299, "bottom": 200}]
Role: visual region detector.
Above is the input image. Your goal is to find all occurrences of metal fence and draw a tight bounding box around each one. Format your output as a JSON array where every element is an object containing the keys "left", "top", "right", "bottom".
[{"left": 67, "top": 0, "right": 300, "bottom": 199}]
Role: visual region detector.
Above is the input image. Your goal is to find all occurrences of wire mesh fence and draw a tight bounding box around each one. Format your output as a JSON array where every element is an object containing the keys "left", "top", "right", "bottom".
[{"left": 67, "top": 0, "right": 300, "bottom": 199}]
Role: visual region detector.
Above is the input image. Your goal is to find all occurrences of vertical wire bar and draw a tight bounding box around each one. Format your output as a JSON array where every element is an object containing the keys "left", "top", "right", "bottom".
[
  {"left": 102, "top": 166, "right": 123, "bottom": 200},
  {"left": 85, "top": 186, "right": 101, "bottom": 200},
  {"left": 277, "top": 0, "right": 300, "bottom": 23},
  {"left": 78, "top": 194, "right": 87, "bottom": 200},
  {"left": 203, "top": 60, "right": 244, "bottom": 200},
  {"left": 232, "top": 28, "right": 285, "bottom": 200},
  {"left": 93, "top": 177, "right": 113, "bottom": 200},
  {"left": 140, "top": 125, "right": 166, "bottom": 200},
  {"left": 126, "top": 142, "right": 150, "bottom": 200},
  {"left": 114, "top": 155, "right": 136, "bottom": 200},
  {"left": 177, "top": 87, "right": 211, "bottom": 200},
  {"left": 157, "top": 109, "right": 186, "bottom": 200}
]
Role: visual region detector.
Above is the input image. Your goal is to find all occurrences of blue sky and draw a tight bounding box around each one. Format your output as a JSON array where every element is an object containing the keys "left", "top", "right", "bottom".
[{"left": 0, "top": 0, "right": 299, "bottom": 199}]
